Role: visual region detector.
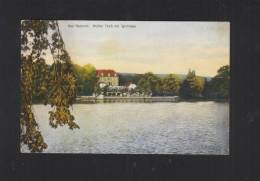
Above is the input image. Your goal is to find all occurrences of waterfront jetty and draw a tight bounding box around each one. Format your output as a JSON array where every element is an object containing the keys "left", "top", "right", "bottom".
[{"left": 76, "top": 96, "right": 180, "bottom": 103}]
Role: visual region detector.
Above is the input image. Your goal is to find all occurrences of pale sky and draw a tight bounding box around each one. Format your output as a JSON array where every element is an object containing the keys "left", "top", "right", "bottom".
[{"left": 58, "top": 21, "right": 229, "bottom": 77}]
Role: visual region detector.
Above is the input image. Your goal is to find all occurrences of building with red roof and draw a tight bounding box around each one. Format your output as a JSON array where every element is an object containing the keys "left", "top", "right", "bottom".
[{"left": 96, "top": 69, "right": 119, "bottom": 86}]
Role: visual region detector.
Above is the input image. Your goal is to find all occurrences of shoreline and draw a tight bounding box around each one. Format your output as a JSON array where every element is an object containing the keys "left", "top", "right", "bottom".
[{"left": 32, "top": 96, "right": 228, "bottom": 104}]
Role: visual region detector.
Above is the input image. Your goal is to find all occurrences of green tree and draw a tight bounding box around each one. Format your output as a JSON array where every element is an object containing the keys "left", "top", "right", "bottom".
[
  {"left": 73, "top": 64, "right": 97, "bottom": 95},
  {"left": 194, "top": 77, "right": 204, "bottom": 95},
  {"left": 162, "top": 74, "right": 181, "bottom": 96},
  {"left": 21, "top": 20, "right": 79, "bottom": 152},
  {"left": 180, "top": 70, "right": 204, "bottom": 98},
  {"left": 137, "top": 72, "right": 160, "bottom": 96}
]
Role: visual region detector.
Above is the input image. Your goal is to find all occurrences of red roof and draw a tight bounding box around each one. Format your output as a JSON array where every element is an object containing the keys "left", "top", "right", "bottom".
[{"left": 96, "top": 69, "right": 118, "bottom": 77}]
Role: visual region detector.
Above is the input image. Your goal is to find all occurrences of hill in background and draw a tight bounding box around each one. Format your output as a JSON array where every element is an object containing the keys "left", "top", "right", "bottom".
[{"left": 118, "top": 72, "right": 211, "bottom": 86}]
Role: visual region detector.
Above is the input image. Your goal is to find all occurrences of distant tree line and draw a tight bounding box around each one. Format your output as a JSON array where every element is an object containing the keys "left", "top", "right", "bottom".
[
  {"left": 136, "top": 65, "right": 229, "bottom": 99},
  {"left": 33, "top": 64, "right": 230, "bottom": 102},
  {"left": 118, "top": 73, "right": 142, "bottom": 85},
  {"left": 45, "top": 64, "right": 229, "bottom": 100}
]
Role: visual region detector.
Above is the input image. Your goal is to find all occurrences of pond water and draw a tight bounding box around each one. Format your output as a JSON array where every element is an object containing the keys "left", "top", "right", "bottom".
[{"left": 21, "top": 102, "right": 229, "bottom": 154}]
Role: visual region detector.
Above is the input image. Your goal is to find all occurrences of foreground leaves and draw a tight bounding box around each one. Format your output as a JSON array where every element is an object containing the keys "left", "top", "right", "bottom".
[{"left": 21, "top": 20, "right": 79, "bottom": 152}]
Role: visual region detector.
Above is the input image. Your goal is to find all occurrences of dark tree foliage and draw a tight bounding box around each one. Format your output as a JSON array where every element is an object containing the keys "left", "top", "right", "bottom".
[
  {"left": 202, "top": 77, "right": 210, "bottom": 98},
  {"left": 179, "top": 70, "right": 204, "bottom": 98},
  {"left": 161, "top": 74, "right": 181, "bottom": 96},
  {"left": 118, "top": 73, "right": 142, "bottom": 86},
  {"left": 21, "top": 20, "right": 79, "bottom": 152},
  {"left": 208, "top": 65, "right": 229, "bottom": 99}
]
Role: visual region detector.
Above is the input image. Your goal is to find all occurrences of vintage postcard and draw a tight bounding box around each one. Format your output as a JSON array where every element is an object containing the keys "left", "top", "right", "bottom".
[{"left": 20, "top": 20, "right": 229, "bottom": 154}]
